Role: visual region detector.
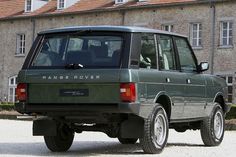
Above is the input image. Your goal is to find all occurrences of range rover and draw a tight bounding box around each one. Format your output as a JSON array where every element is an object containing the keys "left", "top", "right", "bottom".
[{"left": 15, "top": 26, "right": 230, "bottom": 154}]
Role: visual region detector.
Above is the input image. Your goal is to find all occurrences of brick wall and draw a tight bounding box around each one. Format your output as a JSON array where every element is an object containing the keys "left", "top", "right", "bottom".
[{"left": 0, "top": 1, "right": 235, "bottom": 103}]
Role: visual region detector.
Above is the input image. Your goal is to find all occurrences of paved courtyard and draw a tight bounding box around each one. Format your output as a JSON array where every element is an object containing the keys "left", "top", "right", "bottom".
[{"left": 0, "top": 120, "right": 236, "bottom": 157}]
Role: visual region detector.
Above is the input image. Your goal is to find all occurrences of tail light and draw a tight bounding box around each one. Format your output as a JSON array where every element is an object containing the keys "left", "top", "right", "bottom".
[
  {"left": 120, "top": 83, "right": 136, "bottom": 102},
  {"left": 16, "top": 83, "right": 27, "bottom": 101}
]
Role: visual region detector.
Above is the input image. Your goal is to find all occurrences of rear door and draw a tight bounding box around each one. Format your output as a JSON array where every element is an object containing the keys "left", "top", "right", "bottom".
[
  {"left": 137, "top": 33, "right": 164, "bottom": 105},
  {"left": 174, "top": 36, "right": 207, "bottom": 118},
  {"left": 23, "top": 69, "right": 121, "bottom": 104},
  {"left": 157, "top": 35, "right": 186, "bottom": 120},
  {"left": 23, "top": 32, "right": 126, "bottom": 104}
]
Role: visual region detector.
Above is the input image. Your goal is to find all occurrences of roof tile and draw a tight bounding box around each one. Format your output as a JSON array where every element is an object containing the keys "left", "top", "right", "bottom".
[{"left": 0, "top": 0, "right": 24, "bottom": 18}]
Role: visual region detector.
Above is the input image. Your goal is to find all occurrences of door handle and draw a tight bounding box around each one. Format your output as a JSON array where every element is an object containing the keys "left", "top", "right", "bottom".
[
  {"left": 186, "top": 79, "right": 191, "bottom": 84},
  {"left": 166, "top": 78, "right": 171, "bottom": 83}
]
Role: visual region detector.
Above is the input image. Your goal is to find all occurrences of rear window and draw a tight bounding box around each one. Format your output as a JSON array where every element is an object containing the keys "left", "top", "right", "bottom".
[{"left": 31, "top": 34, "right": 123, "bottom": 69}]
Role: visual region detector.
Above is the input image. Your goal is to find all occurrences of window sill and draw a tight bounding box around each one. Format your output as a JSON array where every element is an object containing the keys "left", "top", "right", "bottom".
[
  {"left": 57, "top": 8, "right": 65, "bottom": 10},
  {"left": 218, "top": 45, "right": 234, "bottom": 49},
  {"left": 15, "top": 54, "right": 25, "bottom": 57},
  {"left": 24, "top": 11, "right": 32, "bottom": 13},
  {"left": 192, "top": 46, "right": 203, "bottom": 50}
]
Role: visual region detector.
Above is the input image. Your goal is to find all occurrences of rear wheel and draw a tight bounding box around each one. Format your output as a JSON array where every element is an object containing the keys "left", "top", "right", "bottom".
[
  {"left": 118, "top": 137, "right": 138, "bottom": 144},
  {"left": 44, "top": 124, "right": 74, "bottom": 152},
  {"left": 200, "top": 103, "right": 225, "bottom": 146},
  {"left": 140, "top": 106, "right": 169, "bottom": 154}
]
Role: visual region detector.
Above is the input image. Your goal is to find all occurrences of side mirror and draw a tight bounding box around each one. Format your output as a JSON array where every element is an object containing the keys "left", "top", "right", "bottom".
[{"left": 198, "top": 62, "right": 209, "bottom": 72}]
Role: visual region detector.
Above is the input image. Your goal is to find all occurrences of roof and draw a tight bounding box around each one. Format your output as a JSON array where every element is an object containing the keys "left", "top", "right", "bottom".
[
  {"left": 38, "top": 25, "right": 187, "bottom": 37},
  {"left": 0, "top": 0, "right": 227, "bottom": 20},
  {"left": 0, "top": 0, "right": 24, "bottom": 19}
]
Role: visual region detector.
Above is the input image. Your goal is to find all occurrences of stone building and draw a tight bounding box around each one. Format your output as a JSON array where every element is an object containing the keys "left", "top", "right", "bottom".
[{"left": 0, "top": 0, "right": 235, "bottom": 103}]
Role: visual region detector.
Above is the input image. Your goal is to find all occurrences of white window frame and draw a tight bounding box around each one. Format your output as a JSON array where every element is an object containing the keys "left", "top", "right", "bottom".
[
  {"left": 220, "top": 21, "right": 233, "bottom": 47},
  {"left": 115, "top": 0, "right": 127, "bottom": 4},
  {"left": 162, "top": 24, "right": 174, "bottom": 32},
  {"left": 58, "top": 0, "right": 66, "bottom": 9},
  {"left": 16, "top": 34, "right": 26, "bottom": 56},
  {"left": 25, "top": 0, "right": 32, "bottom": 12},
  {"left": 8, "top": 76, "right": 17, "bottom": 103},
  {"left": 190, "top": 23, "right": 202, "bottom": 48}
]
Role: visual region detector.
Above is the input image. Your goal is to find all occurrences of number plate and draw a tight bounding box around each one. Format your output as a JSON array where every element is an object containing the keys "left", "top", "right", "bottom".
[{"left": 59, "top": 89, "right": 89, "bottom": 97}]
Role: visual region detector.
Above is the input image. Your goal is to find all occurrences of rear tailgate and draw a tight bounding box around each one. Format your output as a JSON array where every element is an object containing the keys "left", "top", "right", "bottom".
[{"left": 18, "top": 69, "right": 121, "bottom": 104}]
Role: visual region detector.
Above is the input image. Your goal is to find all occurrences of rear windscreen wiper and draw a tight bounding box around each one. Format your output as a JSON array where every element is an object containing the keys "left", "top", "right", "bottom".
[{"left": 65, "top": 63, "right": 84, "bottom": 69}]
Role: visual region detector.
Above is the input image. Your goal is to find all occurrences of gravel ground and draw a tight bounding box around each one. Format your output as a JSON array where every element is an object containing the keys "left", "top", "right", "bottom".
[{"left": 0, "top": 120, "right": 236, "bottom": 157}]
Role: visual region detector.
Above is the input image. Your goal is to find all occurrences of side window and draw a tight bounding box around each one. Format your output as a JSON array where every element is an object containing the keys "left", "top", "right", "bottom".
[
  {"left": 139, "top": 34, "right": 157, "bottom": 69},
  {"left": 158, "top": 35, "right": 176, "bottom": 70},
  {"left": 68, "top": 38, "right": 83, "bottom": 51},
  {"left": 175, "top": 37, "right": 197, "bottom": 72}
]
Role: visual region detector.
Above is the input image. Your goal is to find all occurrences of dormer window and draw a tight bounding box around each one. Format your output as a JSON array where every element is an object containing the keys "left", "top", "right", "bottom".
[
  {"left": 25, "top": 0, "right": 32, "bottom": 12},
  {"left": 25, "top": 0, "right": 49, "bottom": 12},
  {"left": 57, "top": 0, "right": 80, "bottom": 10},
  {"left": 58, "top": 0, "right": 65, "bottom": 9}
]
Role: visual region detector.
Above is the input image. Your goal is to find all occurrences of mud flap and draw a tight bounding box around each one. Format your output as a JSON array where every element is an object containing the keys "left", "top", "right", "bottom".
[
  {"left": 33, "top": 119, "right": 57, "bottom": 136},
  {"left": 119, "top": 117, "right": 144, "bottom": 138}
]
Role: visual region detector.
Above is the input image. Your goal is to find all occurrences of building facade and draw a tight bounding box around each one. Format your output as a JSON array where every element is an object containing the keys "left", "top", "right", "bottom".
[{"left": 0, "top": 0, "right": 236, "bottom": 103}]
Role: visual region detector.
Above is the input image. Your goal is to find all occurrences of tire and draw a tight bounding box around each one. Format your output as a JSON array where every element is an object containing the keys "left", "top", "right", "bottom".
[
  {"left": 44, "top": 124, "right": 74, "bottom": 152},
  {"left": 140, "top": 106, "right": 169, "bottom": 154},
  {"left": 200, "top": 103, "right": 225, "bottom": 146},
  {"left": 118, "top": 137, "right": 138, "bottom": 144}
]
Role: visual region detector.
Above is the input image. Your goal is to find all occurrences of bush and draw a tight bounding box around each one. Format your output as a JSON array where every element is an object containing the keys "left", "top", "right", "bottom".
[
  {"left": 0, "top": 103, "right": 15, "bottom": 111},
  {"left": 226, "top": 105, "right": 236, "bottom": 119}
]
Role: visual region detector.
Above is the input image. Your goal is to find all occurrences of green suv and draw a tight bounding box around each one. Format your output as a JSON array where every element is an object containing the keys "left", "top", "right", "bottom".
[{"left": 15, "top": 26, "right": 230, "bottom": 154}]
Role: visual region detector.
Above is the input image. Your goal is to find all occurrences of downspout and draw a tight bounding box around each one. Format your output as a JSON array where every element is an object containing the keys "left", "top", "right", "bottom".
[
  {"left": 31, "top": 18, "right": 36, "bottom": 43},
  {"left": 121, "top": 11, "right": 126, "bottom": 26},
  {"left": 210, "top": 2, "right": 216, "bottom": 75},
  {"left": 0, "top": 55, "right": 5, "bottom": 103}
]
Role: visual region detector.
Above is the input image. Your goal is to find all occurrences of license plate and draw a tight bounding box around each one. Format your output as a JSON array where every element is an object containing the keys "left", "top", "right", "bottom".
[{"left": 59, "top": 89, "right": 89, "bottom": 97}]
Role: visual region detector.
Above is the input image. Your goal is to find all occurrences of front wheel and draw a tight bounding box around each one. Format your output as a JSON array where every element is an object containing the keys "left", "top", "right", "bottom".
[
  {"left": 200, "top": 103, "right": 225, "bottom": 146},
  {"left": 44, "top": 124, "right": 74, "bottom": 152},
  {"left": 140, "top": 106, "right": 169, "bottom": 154}
]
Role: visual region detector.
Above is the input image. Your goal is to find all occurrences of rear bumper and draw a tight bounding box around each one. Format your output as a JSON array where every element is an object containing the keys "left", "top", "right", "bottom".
[{"left": 15, "top": 102, "right": 141, "bottom": 116}]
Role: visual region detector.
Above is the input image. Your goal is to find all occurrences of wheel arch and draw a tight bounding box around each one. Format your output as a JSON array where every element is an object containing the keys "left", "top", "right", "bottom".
[
  {"left": 154, "top": 92, "right": 172, "bottom": 120},
  {"left": 214, "top": 93, "right": 226, "bottom": 113}
]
